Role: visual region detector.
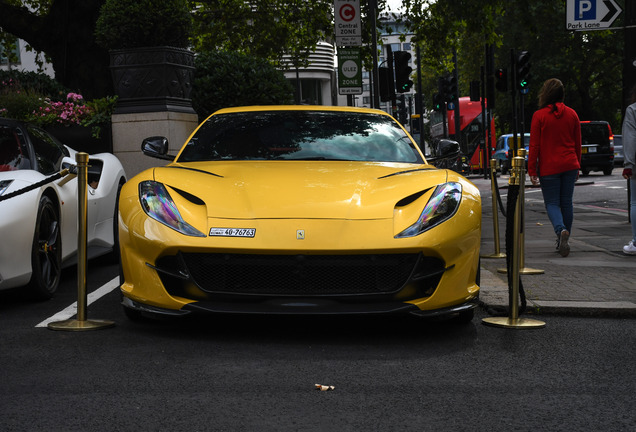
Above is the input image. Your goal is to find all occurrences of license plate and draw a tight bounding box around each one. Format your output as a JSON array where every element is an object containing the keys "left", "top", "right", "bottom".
[{"left": 209, "top": 228, "right": 256, "bottom": 238}]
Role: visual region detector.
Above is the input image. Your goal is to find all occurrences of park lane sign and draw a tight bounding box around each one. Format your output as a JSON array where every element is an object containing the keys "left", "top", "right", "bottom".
[
  {"left": 334, "top": 0, "right": 361, "bottom": 46},
  {"left": 566, "top": 0, "right": 622, "bottom": 30}
]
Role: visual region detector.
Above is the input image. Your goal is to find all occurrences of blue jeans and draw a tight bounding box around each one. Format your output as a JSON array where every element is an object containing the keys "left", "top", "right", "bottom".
[
  {"left": 539, "top": 169, "right": 578, "bottom": 236},
  {"left": 630, "top": 176, "right": 636, "bottom": 242}
]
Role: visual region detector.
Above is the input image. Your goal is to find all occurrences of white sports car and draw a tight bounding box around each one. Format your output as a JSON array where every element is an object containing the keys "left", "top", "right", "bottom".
[{"left": 0, "top": 118, "right": 126, "bottom": 299}]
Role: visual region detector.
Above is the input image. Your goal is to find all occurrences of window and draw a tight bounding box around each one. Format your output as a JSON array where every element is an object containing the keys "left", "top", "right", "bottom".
[
  {"left": 28, "top": 126, "right": 67, "bottom": 175},
  {"left": 0, "top": 39, "right": 21, "bottom": 65},
  {"left": 179, "top": 111, "right": 423, "bottom": 164}
]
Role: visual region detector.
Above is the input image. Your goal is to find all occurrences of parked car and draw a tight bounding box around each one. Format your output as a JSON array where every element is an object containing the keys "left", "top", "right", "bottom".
[
  {"left": 0, "top": 118, "right": 126, "bottom": 299},
  {"left": 118, "top": 106, "right": 482, "bottom": 323},
  {"left": 493, "top": 133, "right": 530, "bottom": 174},
  {"left": 613, "top": 134, "right": 623, "bottom": 167},
  {"left": 580, "top": 121, "right": 614, "bottom": 176}
]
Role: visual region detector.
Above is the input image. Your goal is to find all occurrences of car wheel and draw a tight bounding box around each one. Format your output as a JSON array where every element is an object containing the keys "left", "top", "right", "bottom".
[
  {"left": 603, "top": 167, "right": 613, "bottom": 175},
  {"left": 27, "top": 195, "right": 62, "bottom": 300},
  {"left": 500, "top": 161, "right": 508, "bottom": 175},
  {"left": 454, "top": 308, "right": 475, "bottom": 325},
  {"left": 581, "top": 168, "right": 590, "bottom": 176},
  {"left": 122, "top": 304, "right": 144, "bottom": 321}
]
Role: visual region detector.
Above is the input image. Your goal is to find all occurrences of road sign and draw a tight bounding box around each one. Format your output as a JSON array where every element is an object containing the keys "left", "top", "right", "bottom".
[
  {"left": 566, "top": 0, "right": 622, "bottom": 30},
  {"left": 334, "top": 0, "right": 362, "bottom": 46},
  {"left": 337, "top": 48, "right": 362, "bottom": 95}
]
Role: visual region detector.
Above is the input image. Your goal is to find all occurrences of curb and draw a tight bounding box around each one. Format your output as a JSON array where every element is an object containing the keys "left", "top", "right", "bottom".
[{"left": 479, "top": 267, "right": 636, "bottom": 319}]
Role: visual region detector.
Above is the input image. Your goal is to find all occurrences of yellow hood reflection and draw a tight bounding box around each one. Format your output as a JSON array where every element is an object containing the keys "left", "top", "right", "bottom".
[{"left": 153, "top": 161, "right": 446, "bottom": 220}]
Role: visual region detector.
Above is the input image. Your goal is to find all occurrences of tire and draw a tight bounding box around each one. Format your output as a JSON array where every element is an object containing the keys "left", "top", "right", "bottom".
[
  {"left": 581, "top": 167, "right": 590, "bottom": 176},
  {"left": 122, "top": 304, "right": 144, "bottom": 321},
  {"left": 500, "top": 161, "right": 509, "bottom": 175},
  {"left": 454, "top": 308, "right": 475, "bottom": 325},
  {"left": 27, "top": 195, "right": 62, "bottom": 300},
  {"left": 603, "top": 167, "right": 613, "bottom": 176}
]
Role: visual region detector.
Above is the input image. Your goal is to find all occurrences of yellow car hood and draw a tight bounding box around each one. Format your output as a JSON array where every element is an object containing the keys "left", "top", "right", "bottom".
[{"left": 153, "top": 161, "right": 448, "bottom": 220}]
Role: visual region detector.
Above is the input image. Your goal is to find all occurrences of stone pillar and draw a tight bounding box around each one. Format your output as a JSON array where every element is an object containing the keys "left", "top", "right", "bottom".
[{"left": 111, "top": 111, "right": 198, "bottom": 177}]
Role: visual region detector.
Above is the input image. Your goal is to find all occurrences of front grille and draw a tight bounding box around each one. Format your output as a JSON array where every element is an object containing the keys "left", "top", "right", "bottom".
[{"left": 172, "top": 253, "right": 429, "bottom": 297}]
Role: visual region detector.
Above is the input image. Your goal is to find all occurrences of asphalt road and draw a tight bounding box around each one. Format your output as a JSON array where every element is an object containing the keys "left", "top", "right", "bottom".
[
  {"left": 1, "top": 168, "right": 634, "bottom": 431},
  {"left": 1, "top": 258, "right": 635, "bottom": 431}
]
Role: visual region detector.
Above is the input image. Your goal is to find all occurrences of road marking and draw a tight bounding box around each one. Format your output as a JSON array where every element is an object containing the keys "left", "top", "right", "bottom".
[{"left": 35, "top": 277, "right": 120, "bottom": 328}]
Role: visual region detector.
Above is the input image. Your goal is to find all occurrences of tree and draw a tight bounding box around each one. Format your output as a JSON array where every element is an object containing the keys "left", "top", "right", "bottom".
[
  {"left": 0, "top": 0, "right": 112, "bottom": 99},
  {"left": 191, "top": 0, "right": 333, "bottom": 70},
  {"left": 191, "top": 51, "right": 294, "bottom": 118},
  {"left": 399, "top": 0, "right": 623, "bottom": 133}
]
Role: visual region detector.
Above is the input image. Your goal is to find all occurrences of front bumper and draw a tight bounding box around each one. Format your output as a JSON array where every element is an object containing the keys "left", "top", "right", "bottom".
[{"left": 122, "top": 292, "right": 480, "bottom": 317}]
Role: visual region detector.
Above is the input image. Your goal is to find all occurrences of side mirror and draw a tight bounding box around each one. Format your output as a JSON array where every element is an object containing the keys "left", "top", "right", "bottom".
[
  {"left": 141, "top": 136, "right": 174, "bottom": 160},
  {"left": 437, "top": 139, "right": 460, "bottom": 159}
]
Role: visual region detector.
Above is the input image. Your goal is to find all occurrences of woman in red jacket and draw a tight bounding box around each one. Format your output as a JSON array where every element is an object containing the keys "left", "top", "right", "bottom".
[{"left": 528, "top": 78, "right": 582, "bottom": 257}]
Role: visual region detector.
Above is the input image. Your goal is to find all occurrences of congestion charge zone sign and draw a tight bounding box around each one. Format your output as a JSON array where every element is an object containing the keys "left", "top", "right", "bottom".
[
  {"left": 334, "top": 0, "right": 361, "bottom": 46},
  {"left": 566, "top": 0, "right": 622, "bottom": 30}
]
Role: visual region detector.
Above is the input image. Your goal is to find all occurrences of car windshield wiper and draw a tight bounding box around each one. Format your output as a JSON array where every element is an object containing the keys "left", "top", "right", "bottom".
[{"left": 286, "top": 156, "right": 352, "bottom": 161}]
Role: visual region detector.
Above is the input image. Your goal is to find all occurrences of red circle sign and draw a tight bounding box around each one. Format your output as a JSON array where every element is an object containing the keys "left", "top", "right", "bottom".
[{"left": 340, "top": 4, "right": 355, "bottom": 22}]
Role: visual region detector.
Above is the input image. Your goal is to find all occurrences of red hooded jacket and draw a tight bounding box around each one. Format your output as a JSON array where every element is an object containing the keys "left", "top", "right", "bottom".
[{"left": 528, "top": 102, "right": 581, "bottom": 177}]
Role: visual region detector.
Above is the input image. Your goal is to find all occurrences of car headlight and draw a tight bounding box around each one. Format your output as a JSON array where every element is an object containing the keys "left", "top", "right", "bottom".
[
  {"left": 395, "top": 182, "right": 462, "bottom": 238},
  {"left": 139, "top": 181, "right": 206, "bottom": 237},
  {"left": 0, "top": 180, "right": 13, "bottom": 196}
]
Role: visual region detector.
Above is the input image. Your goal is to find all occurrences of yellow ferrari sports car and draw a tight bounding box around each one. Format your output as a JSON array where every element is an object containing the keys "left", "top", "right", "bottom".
[{"left": 118, "top": 106, "right": 481, "bottom": 322}]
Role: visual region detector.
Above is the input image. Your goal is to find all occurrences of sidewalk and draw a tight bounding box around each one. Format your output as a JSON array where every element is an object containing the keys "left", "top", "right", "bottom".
[{"left": 472, "top": 174, "right": 636, "bottom": 318}]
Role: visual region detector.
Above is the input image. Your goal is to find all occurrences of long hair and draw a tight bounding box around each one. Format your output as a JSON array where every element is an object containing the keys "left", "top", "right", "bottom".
[{"left": 538, "top": 78, "right": 565, "bottom": 111}]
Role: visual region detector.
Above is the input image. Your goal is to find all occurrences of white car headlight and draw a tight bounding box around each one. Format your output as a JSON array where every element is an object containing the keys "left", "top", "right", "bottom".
[
  {"left": 395, "top": 182, "right": 462, "bottom": 238},
  {"left": 139, "top": 181, "right": 205, "bottom": 237}
]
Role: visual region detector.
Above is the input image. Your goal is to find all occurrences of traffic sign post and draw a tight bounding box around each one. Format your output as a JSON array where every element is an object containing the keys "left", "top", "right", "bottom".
[
  {"left": 566, "top": 0, "right": 622, "bottom": 30},
  {"left": 334, "top": 0, "right": 362, "bottom": 46},
  {"left": 337, "top": 48, "right": 362, "bottom": 95}
]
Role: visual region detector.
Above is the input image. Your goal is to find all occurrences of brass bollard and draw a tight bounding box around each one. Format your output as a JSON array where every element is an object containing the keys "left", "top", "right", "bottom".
[
  {"left": 48, "top": 153, "right": 115, "bottom": 331},
  {"left": 481, "top": 158, "right": 505, "bottom": 259},
  {"left": 497, "top": 149, "right": 544, "bottom": 275},
  {"left": 483, "top": 154, "right": 545, "bottom": 329}
]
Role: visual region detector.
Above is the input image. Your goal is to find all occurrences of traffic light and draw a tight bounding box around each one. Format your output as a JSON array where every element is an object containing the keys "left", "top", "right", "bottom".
[
  {"left": 378, "top": 66, "right": 395, "bottom": 102},
  {"left": 516, "top": 51, "right": 531, "bottom": 91},
  {"left": 398, "top": 94, "right": 407, "bottom": 123},
  {"left": 441, "top": 74, "right": 457, "bottom": 103},
  {"left": 495, "top": 68, "right": 508, "bottom": 92},
  {"left": 432, "top": 93, "right": 442, "bottom": 111},
  {"left": 469, "top": 80, "right": 480, "bottom": 102},
  {"left": 394, "top": 51, "right": 413, "bottom": 93}
]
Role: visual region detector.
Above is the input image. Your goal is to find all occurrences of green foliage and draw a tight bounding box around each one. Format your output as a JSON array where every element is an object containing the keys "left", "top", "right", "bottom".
[
  {"left": 191, "top": 51, "right": 294, "bottom": 119},
  {"left": 0, "top": 70, "right": 69, "bottom": 100},
  {"left": 191, "top": 0, "right": 332, "bottom": 69},
  {"left": 95, "top": 0, "right": 192, "bottom": 49},
  {"left": 0, "top": 72, "right": 117, "bottom": 138},
  {"left": 402, "top": 0, "right": 623, "bottom": 135},
  {"left": 0, "top": 87, "right": 43, "bottom": 120}
]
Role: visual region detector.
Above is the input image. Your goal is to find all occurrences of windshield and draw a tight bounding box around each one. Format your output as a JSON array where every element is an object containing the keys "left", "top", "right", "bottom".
[{"left": 178, "top": 111, "right": 424, "bottom": 163}]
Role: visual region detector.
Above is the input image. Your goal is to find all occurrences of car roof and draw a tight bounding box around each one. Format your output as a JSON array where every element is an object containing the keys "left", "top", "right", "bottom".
[{"left": 211, "top": 105, "right": 393, "bottom": 117}]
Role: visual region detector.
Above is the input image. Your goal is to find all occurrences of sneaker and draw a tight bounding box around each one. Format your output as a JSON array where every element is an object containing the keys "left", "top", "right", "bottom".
[
  {"left": 559, "top": 230, "right": 570, "bottom": 257},
  {"left": 623, "top": 240, "right": 636, "bottom": 255}
]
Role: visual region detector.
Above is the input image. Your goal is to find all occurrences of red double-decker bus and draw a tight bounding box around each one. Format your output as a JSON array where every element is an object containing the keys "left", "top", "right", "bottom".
[{"left": 430, "top": 97, "right": 496, "bottom": 173}]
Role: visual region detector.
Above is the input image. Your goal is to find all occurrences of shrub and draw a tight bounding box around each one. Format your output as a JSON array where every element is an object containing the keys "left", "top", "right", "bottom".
[
  {"left": 192, "top": 51, "right": 294, "bottom": 119},
  {"left": 0, "top": 74, "right": 117, "bottom": 138},
  {"left": 0, "top": 70, "right": 69, "bottom": 101}
]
